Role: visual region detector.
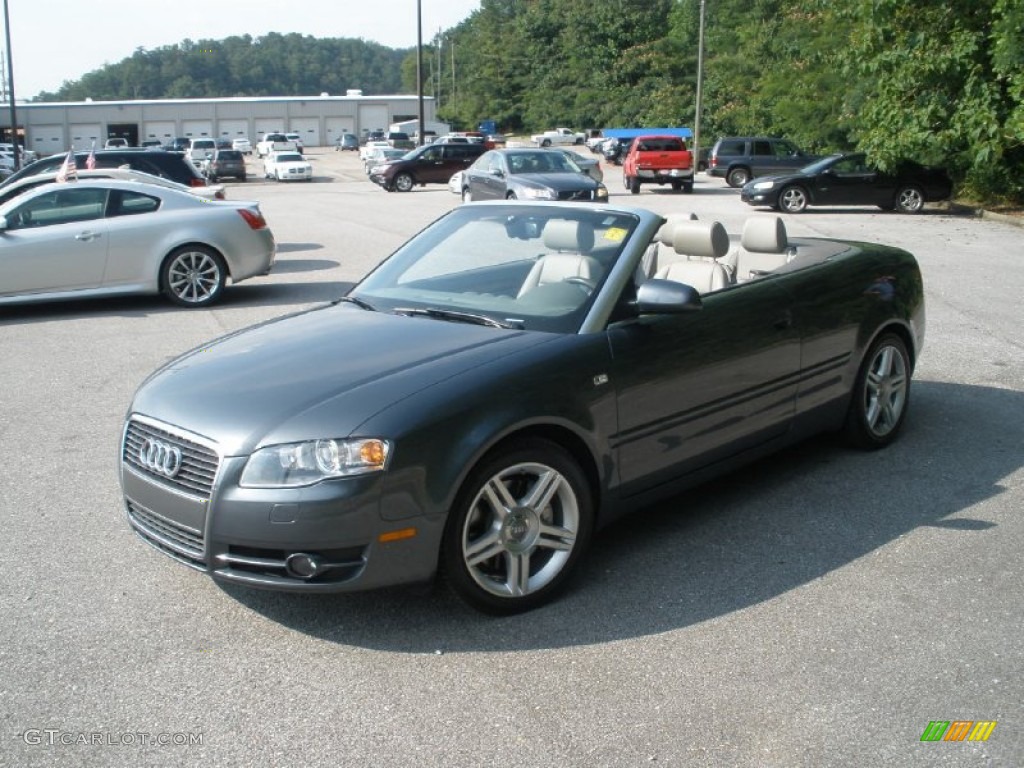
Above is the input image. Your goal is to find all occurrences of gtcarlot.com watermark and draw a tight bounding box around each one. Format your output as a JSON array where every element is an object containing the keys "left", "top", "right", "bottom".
[{"left": 23, "top": 729, "right": 203, "bottom": 747}]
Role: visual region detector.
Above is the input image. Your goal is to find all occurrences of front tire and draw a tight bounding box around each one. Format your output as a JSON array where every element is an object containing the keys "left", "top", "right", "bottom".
[
  {"left": 394, "top": 173, "right": 415, "bottom": 192},
  {"left": 843, "top": 333, "right": 911, "bottom": 449},
  {"left": 895, "top": 185, "right": 924, "bottom": 213},
  {"left": 726, "top": 167, "right": 751, "bottom": 187},
  {"left": 161, "top": 245, "right": 227, "bottom": 307},
  {"left": 779, "top": 185, "right": 809, "bottom": 213},
  {"left": 441, "top": 438, "right": 593, "bottom": 615}
]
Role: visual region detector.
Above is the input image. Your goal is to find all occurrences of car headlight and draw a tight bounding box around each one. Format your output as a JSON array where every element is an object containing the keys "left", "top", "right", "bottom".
[
  {"left": 595, "top": 185, "right": 609, "bottom": 200},
  {"left": 753, "top": 180, "right": 775, "bottom": 190},
  {"left": 520, "top": 187, "right": 556, "bottom": 200},
  {"left": 240, "top": 438, "right": 391, "bottom": 488}
]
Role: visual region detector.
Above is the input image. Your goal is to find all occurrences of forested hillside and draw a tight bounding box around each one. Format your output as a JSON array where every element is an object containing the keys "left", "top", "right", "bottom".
[
  {"left": 34, "top": 0, "right": 1022, "bottom": 202},
  {"left": 34, "top": 33, "right": 408, "bottom": 101}
]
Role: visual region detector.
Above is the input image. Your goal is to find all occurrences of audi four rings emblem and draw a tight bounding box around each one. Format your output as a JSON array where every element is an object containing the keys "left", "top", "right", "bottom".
[{"left": 138, "top": 438, "right": 183, "bottom": 478}]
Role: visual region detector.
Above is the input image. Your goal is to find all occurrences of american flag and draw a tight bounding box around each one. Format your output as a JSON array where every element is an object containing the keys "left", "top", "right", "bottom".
[
  {"left": 55, "top": 149, "right": 77, "bottom": 183},
  {"left": 86, "top": 143, "right": 96, "bottom": 170}
]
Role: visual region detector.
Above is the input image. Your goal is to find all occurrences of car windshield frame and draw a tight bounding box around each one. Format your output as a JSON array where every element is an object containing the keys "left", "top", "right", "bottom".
[{"left": 349, "top": 203, "right": 641, "bottom": 334}]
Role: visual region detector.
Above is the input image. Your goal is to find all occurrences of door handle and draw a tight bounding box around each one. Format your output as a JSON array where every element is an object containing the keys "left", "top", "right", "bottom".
[{"left": 75, "top": 231, "right": 100, "bottom": 241}]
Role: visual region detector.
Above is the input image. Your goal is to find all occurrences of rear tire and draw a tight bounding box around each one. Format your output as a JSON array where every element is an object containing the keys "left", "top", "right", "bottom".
[
  {"left": 160, "top": 245, "right": 227, "bottom": 308},
  {"left": 843, "top": 333, "right": 911, "bottom": 449}
]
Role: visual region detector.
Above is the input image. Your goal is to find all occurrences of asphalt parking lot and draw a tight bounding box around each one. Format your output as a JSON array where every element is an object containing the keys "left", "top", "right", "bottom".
[{"left": 2, "top": 148, "right": 1022, "bottom": 767}]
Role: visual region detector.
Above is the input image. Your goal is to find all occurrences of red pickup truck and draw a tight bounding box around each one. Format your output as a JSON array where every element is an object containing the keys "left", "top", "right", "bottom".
[{"left": 622, "top": 135, "right": 694, "bottom": 194}]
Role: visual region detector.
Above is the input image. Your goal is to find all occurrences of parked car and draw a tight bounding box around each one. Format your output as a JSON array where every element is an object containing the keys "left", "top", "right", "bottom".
[
  {"left": 202, "top": 149, "right": 247, "bottom": 182},
  {"left": 335, "top": 134, "right": 359, "bottom": 152},
  {"left": 0, "top": 168, "right": 226, "bottom": 206},
  {"left": 550, "top": 147, "right": 603, "bottom": 183},
  {"left": 187, "top": 138, "right": 218, "bottom": 164},
  {"left": 256, "top": 133, "right": 296, "bottom": 158},
  {"left": 0, "top": 143, "right": 37, "bottom": 163},
  {"left": 364, "top": 147, "right": 407, "bottom": 175},
  {"left": 387, "top": 131, "right": 415, "bottom": 150},
  {"left": 461, "top": 148, "right": 608, "bottom": 202},
  {"left": 118, "top": 202, "right": 924, "bottom": 614},
  {"left": 740, "top": 152, "right": 953, "bottom": 213},
  {"left": 709, "top": 136, "right": 817, "bottom": 188},
  {"left": 622, "top": 135, "right": 694, "bottom": 194},
  {"left": 164, "top": 137, "right": 192, "bottom": 153},
  {"left": 285, "top": 132, "right": 305, "bottom": 154},
  {"left": 1, "top": 149, "right": 209, "bottom": 190},
  {"left": 263, "top": 151, "right": 312, "bottom": 182},
  {"left": 448, "top": 170, "right": 463, "bottom": 195},
  {"left": 232, "top": 138, "right": 253, "bottom": 155},
  {"left": 0, "top": 179, "right": 274, "bottom": 308},
  {"left": 369, "top": 142, "right": 487, "bottom": 192},
  {"left": 140, "top": 139, "right": 164, "bottom": 148},
  {"left": 359, "top": 140, "right": 392, "bottom": 162},
  {"left": 104, "top": 138, "right": 130, "bottom": 149}
]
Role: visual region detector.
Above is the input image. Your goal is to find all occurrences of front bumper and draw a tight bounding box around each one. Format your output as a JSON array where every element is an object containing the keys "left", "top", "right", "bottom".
[{"left": 121, "top": 418, "right": 442, "bottom": 593}]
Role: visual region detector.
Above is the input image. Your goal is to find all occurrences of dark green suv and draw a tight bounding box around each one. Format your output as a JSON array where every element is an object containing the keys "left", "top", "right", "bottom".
[{"left": 708, "top": 136, "right": 817, "bottom": 188}]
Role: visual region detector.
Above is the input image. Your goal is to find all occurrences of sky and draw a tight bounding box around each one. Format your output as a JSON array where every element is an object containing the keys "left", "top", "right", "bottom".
[{"left": 4, "top": 0, "right": 482, "bottom": 99}]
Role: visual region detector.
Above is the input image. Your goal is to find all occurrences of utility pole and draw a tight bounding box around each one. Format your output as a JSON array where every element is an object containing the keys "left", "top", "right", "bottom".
[
  {"left": 693, "top": 0, "right": 706, "bottom": 174},
  {"left": 416, "top": 0, "right": 425, "bottom": 146},
  {"left": 3, "top": 0, "right": 19, "bottom": 169}
]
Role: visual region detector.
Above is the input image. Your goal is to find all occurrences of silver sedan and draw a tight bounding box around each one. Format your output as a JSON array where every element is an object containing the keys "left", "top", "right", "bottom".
[{"left": 0, "top": 179, "right": 275, "bottom": 307}]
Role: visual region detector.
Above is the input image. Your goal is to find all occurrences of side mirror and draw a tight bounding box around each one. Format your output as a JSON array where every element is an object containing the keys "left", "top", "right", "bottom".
[{"left": 636, "top": 279, "right": 703, "bottom": 314}]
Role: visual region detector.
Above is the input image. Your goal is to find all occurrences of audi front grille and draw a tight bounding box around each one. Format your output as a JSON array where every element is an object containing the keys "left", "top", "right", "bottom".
[{"left": 122, "top": 417, "right": 219, "bottom": 497}]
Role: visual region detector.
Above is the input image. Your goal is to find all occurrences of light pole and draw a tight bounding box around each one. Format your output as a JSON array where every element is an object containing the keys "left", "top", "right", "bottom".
[
  {"left": 3, "top": 0, "right": 18, "bottom": 170},
  {"left": 693, "top": 0, "right": 706, "bottom": 172},
  {"left": 416, "top": 0, "right": 425, "bottom": 145}
]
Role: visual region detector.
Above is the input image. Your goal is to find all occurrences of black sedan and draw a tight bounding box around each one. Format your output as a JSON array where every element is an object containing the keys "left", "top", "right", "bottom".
[
  {"left": 741, "top": 152, "right": 952, "bottom": 213},
  {"left": 461, "top": 148, "right": 609, "bottom": 203},
  {"left": 120, "top": 202, "right": 924, "bottom": 614}
]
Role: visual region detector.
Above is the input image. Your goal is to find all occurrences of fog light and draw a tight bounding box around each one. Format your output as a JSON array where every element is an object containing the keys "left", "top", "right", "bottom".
[{"left": 285, "top": 553, "right": 321, "bottom": 579}]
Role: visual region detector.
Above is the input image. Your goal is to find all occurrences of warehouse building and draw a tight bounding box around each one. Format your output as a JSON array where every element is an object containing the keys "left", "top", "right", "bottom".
[{"left": 4, "top": 92, "right": 438, "bottom": 156}]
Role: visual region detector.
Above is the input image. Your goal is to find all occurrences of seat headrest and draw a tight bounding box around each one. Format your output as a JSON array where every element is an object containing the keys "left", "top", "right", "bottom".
[
  {"left": 741, "top": 216, "right": 788, "bottom": 253},
  {"left": 543, "top": 219, "right": 595, "bottom": 253},
  {"left": 673, "top": 220, "right": 729, "bottom": 259},
  {"left": 654, "top": 212, "right": 699, "bottom": 245}
]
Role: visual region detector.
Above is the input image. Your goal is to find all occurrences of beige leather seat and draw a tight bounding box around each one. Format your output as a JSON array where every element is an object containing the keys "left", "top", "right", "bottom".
[
  {"left": 640, "top": 212, "right": 698, "bottom": 280},
  {"left": 653, "top": 220, "right": 730, "bottom": 294},
  {"left": 517, "top": 220, "right": 600, "bottom": 297},
  {"left": 723, "top": 216, "right": 793, "bottom": 282}
]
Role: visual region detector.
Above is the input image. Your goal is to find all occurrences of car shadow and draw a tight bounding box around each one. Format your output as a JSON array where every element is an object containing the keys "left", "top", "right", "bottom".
[
  {"left": 221, "top": 379, "right": 1022, "bottom": 652},
  {"left": 269, "top": 258, "right": 340, "bottom": 274},
  {"left": 0, "top": 280, "right": 354, "bottom": 324},
  {"left": 276, "top": 242, "right": 325, "bottom": 254}
]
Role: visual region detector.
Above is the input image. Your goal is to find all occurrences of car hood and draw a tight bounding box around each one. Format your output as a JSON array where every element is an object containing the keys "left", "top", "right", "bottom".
[
  {"left": 513, "top": 172, "right": 599, "bottom": 191},
  {"left": 130, "top": 304, "right": 556, "bottom": 455}
]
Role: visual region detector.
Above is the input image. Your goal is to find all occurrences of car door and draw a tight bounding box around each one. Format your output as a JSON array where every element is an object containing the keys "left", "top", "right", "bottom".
[
  {"left": 442, "top": 145, "right": 480, "bottom": 181},
  {"left": 813, "top": 155, "right": 880, "bottom": 207},
  {"left": 0, "top": 187, "right": 110, "bottom": 296},
  {"left": 608, "top": 278, "right": 801, "bottom": 494},
  {"left": 469, "top": 151, "right": 507, "bottom": 200},
  {"left": 101, "top": 189, "right": 164, "bottom": 287}
]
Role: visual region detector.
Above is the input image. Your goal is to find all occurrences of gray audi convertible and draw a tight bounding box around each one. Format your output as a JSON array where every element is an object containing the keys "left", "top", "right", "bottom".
[{"left": 120, "top": 202, "right": 924, "bottom": 614}]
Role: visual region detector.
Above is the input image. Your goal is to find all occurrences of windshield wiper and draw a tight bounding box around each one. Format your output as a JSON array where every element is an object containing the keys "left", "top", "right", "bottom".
[
  {"left": 334, "top": 295, "right": 376, "bottom": 311},
  {"left": 393, "top": 307, "right": 517, "bottom": 329}
]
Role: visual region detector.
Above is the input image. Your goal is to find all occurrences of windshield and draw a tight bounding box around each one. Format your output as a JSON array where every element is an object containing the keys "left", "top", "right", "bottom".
[
  {"left": 351, "top": 204, "right": 639, "bottom": 333},
  {"left": 801, "top": 154, "right": 844, "bottom": 174},
  {"left": 508, "top": 151, "right": 581, "bottom": 174}
]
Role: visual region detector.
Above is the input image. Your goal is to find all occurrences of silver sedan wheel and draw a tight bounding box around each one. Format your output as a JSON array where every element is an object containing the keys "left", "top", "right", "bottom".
[
  {"left": 863, "top": 342, "right": 908, "bottom": 438},
  {"left": 779, "top": 186, "right": 808, "bottom": 213},
  {"left": 461, "top": 461, "right": 581, "bottom": 600},
  {"left": 162, "top": 247, "right": 226, "bottom": 307}
]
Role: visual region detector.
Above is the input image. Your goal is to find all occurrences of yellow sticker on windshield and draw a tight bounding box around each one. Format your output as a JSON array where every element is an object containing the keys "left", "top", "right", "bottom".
[{"left": 604, "top": 227, "right": 627, "bottom": 242}]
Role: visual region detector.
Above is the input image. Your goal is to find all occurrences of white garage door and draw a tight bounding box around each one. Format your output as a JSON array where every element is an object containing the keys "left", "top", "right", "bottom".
[
  {"left": 28, "top": 125, "right": 64, "bottom": 156},
  {"left": 288, "top": 117, "right": 320, "bottom": 148},
  {"left": 181, "top": 120, "right": 214, "bottom": 138},
  {"left": 254, "top": 118, "right": 286, "bottom": 137},
  {"left": 143, "top": 121, "right": 177, "bottom": 144},
  {"left": 358, "top": 105, "right": 390, "bottom": 137},
  {"left": 69, "top": 124, "right": 102, "bottom": 151},
  {"left": 217, "top": 119, "right": 250, "bottom": 143},
  {"left": 325, "top": 118, "right": 356, "bottom": 147}
]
